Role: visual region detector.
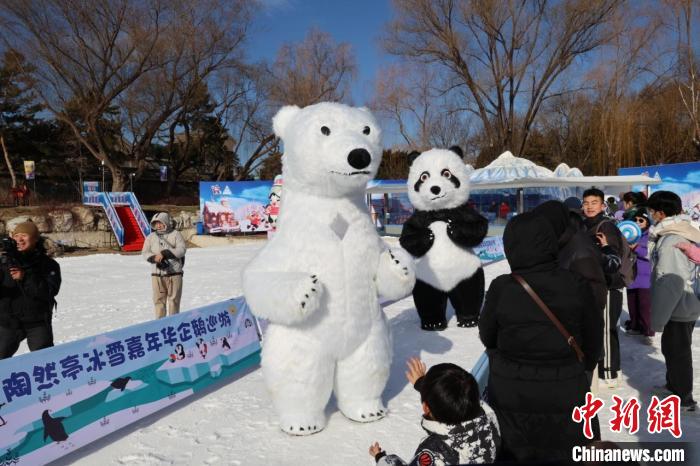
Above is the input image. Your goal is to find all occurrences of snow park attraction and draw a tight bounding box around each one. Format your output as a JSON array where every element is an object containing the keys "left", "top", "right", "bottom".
[
  {"left": 0, "top": 105, "right": 696, "bottom": 464},
  {"left": 82, "top": 182, "right": 151, "bottom": 252}
]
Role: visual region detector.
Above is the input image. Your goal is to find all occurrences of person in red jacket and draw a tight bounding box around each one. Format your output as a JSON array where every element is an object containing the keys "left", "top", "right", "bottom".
[{"left": 498, "top": 202, "right": 510, "bottom": 219}]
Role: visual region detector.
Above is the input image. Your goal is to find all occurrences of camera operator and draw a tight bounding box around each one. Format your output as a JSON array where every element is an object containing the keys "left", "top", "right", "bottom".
[
  {"left": 0, "top": 221, "right": 61, "bottom": 359},
  {"left": 142, "top": 212, "right": 186, "bottom": 319}
]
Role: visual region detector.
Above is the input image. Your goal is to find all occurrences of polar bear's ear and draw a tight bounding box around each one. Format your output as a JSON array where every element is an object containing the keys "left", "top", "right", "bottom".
[{"left": 272, "top": 105, "right": 301, "bottom": 139}]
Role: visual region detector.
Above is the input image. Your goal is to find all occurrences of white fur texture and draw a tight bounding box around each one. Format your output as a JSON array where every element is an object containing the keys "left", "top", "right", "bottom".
[
  {"left": 243, "top": 102, "right": 414, "bottom": 435},
  {"left": 415, "top": 222, "right": 481, "bottom": 291},
  {"left": 407, "top": 148, "right": 471, "bottom": 211},
  {"left": 407, "top": 148, "right": 481, "bottom": 291}
]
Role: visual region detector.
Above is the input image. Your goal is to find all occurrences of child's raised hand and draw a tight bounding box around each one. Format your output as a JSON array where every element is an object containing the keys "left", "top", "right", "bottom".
[
  {"left": 405, "top": 357, "right": 427, "bottom": 385},
  {"left": 369, "top": 441, "right": 383, "bottom": 457}
]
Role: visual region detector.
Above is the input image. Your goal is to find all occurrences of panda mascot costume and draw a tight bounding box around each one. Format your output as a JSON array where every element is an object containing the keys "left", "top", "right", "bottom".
[{"left": 400, "top": 146, "right": 488, "bottom": 330}]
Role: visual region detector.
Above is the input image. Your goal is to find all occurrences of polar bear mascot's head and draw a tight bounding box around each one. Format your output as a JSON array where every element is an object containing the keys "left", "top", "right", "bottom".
[{"left": 273, "top": 102, "right": 382, "bottom": 198}]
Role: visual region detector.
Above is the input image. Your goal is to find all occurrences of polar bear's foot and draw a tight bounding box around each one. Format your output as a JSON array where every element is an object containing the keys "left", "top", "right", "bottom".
[
  {"left": 339, "top": 399, "right": 387, "bottom": 423},
  {"left": 279, "top": 412, "right": 326, "bottom": 436}
]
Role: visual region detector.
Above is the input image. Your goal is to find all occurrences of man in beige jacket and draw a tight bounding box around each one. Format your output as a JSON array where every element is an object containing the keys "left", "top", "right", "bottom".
[{"left": 142, "top": 212, "right": 186, "bottom": 318}]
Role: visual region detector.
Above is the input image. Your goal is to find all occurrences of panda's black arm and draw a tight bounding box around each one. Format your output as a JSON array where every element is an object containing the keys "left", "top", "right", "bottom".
[
  {"left": 399, "top": 214, "right": 434, "bottom": 258},
  {"left": 446, "top": 206, "right": 488, "bottom": 248}
]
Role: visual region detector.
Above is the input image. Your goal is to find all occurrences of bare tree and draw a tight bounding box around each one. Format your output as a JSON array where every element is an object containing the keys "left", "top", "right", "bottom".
[
  {"left": 372, "top": 63, "right": 473, "bottom": 151},
  {"left": 234, "top": 29, "right": 358, "bottom": 180},
  {"left": 120, "top": 0, "right": 251, "bottom": 180},
  {"left": 668, "top": 0, "right": 700, "bottom": 154},
  {"left": 1, "top": 0, "right": 252, "bottom": 191},
  {"left": 384, "top": 0, "right": 621, "bottom": 162},
  {"left": 267, "top": 28, "right": 357, "bottom": 107},
  {"left": 0, "top": 0, "right": 166, "bottom": 190}
]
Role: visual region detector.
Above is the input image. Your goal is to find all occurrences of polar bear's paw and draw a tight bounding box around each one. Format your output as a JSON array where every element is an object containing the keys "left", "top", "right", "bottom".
[
  {"left": 376, "top": 248, "right": 415, "bottom": 300},
  {"left": 385, "top": 249, "right": 411, "bottom": 278},
  {"left": 294, "top": 274, "right": 324, "bottom": 320},
  {"left": 280, "top": 412, "right": 326, "bottom": 436},
  {"left": 340, "top": 399, "right": 387, "bottom": 423}
]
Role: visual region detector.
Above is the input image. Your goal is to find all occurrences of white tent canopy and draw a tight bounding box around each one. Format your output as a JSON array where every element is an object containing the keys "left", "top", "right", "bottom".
[
  {"left": 470, "top": 151, "right": 553, "bottom": 182},
  {"left": 365, "top": 151, "right": 661, "bottom": 194}
]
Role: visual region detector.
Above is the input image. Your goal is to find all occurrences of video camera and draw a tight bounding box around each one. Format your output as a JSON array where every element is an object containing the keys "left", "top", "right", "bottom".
[
  {"left": 156, "top": 258, "right": 171, "bottom": 270},
  {"left": 0, "top": 237, "right": 20, "bottom": 267}
]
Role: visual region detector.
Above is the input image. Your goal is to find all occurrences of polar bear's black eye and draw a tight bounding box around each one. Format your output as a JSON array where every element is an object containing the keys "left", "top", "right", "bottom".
[
  {"left": 363, "top": 126, "right": 370, "bottom": 135},
  {"left": 321, "top": 126, "right": 331, "bottom": 136}
]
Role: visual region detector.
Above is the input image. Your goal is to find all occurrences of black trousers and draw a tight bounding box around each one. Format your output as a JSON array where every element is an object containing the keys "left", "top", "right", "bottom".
[
  {"left": 412, "top": 268, "right": 485, "bottom": 325},
  {"left": 0, "top": 322, "right": 54, "bottom": 360},
  {"left": 661, "top": 320, "right": 696, "bottom": 405},
  {"left": 598, "top": 289, "right": 623, "bottom": 380}
]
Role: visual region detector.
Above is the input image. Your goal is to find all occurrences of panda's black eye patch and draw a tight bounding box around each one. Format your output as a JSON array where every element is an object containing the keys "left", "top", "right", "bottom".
[
  {"left": 441, "top": 169, "right": 452, "bottom": 178},
  {"left": 321, "top": 126, "right": 331, "bottom": 136},
  {"left": 414, "top": 171, "right": 430, "bottom": 192},
  {"left": 363, "top": 126, "right": 371, "bottom": 135}
]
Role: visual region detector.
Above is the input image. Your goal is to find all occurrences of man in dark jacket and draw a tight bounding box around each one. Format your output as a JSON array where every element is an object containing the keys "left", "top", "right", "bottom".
[
  {"left": 532, "top": 200, "right": 607, "bottom": 313},
  {"left": 479, "top": 212, "right": 603, "bottom": 462},
  {"left": 582, "top": 188, "right": 625, "bottom": 387},
  {"left": 0, "top": 221, "right": 61, "bottom": 359}
]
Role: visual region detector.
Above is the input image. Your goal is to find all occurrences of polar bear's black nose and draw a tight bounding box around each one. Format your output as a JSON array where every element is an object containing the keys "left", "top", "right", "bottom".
[
  {"left": 347, "top": 149, "right": 371, "bottom": 169},
  {"left": 430, "top": 186, "right": 441, "bottom": 195}
]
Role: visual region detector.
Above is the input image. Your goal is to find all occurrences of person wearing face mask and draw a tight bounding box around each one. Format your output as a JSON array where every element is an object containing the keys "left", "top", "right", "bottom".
[
  {"left": 646, "top": 191, "right": 700, "bottom": 412},
  {"left": 0, "top": 221, "right": 62, "bottom": 359},
  {"left": 142, "top": 212, "right": 186, "bottom": 319}
]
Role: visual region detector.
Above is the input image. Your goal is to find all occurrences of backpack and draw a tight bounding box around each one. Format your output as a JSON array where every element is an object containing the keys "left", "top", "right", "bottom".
[{"left": 596, "top": 220, "right": 637, "bottom": 288}]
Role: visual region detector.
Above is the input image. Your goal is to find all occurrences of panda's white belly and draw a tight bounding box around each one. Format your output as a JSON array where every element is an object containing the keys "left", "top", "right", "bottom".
[{"left": 415, "top": 221, "right": 482, "bottom": 291}]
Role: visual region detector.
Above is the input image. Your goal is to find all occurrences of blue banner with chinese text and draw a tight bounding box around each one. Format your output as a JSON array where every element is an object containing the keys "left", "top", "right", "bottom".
[{"left": 0, "top": 298, "right": 261, "bottom": 465}]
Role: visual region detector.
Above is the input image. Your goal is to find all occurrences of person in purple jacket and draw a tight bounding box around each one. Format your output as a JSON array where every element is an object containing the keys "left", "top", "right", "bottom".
[{"left": 623, "top": 207, "right": 654, "bottom": 339}]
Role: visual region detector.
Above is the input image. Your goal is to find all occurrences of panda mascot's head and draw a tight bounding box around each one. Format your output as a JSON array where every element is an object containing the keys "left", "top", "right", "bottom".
[{"left": 407, "top": 146, "right": 471, "bottom": 211}]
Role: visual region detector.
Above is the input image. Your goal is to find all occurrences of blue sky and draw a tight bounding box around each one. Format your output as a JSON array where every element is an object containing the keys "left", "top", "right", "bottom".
[{"left": 250, "top": 0, "right": 395, "bottom": 106}]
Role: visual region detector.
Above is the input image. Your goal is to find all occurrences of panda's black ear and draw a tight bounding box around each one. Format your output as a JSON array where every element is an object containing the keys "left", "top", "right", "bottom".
[
  {"left": 408, "top": 151, "right": 421, "bottom": 165},
  {"left": 448, "top": 146, "right": 464, "bottom": 158}
]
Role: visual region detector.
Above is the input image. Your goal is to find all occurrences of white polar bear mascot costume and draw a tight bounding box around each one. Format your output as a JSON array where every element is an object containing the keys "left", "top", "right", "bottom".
[{"left": 243, "top": 102, "right": 415, "bottom": 435}]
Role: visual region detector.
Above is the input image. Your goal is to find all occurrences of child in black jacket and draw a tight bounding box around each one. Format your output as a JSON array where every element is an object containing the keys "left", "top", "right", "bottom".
[{"left": 369, "top": 358, "right": 500, "bottom": 465}]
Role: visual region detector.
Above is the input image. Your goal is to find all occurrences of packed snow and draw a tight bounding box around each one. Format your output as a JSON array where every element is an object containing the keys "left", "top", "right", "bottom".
[{"left": 13, "top": 242, "right": 696, "bottom": 465}]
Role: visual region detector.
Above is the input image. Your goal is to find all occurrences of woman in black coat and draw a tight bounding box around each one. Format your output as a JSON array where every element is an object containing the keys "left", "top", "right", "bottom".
[
  {"left": 532, "top": 200, "right": 607, "bottom": 314},
  {"left": 478, "top": 212, "right": 603, "bottom": 462}
]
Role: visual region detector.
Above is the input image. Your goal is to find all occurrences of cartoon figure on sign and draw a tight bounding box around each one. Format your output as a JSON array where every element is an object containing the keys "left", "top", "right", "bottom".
[
  {"left": 222, "top": 336, "right": 231, "bottom": 350},
  {"left": 196, "top": 338, "right": 208, "bottom": 359},
  {"left": 247, "top": 210, "right": 262, "bottom": 231},
  {"left": 110, "top": 377, "right": 131, "bottom": 392},
  {"left": 265, "top": 175, "right": 284, "bottom": 229},
  {"left": 42, "top": 410, "right": 69, "bottom": 443},
  {"left": 169, "top": 343, "right": 186, "bottom": 362}
]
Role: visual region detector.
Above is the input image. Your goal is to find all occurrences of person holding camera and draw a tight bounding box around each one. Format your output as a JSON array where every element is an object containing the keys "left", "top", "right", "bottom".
[
  {"left": 142, "top": 212, "right": 186, "bottom": 319},
  {"left": 0, "top": 221, "right": 61, "bottom": 359}
]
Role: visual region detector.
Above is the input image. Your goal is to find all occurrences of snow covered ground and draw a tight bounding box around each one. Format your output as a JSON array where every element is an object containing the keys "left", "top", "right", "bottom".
[{"left": 18, "top": 242, "right": 697, "bottom": 465}]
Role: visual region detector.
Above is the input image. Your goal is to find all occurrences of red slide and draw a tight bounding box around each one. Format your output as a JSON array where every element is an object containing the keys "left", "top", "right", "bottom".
[{"left": 115, "top": 206, "right": 145, "bottom": 252}]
